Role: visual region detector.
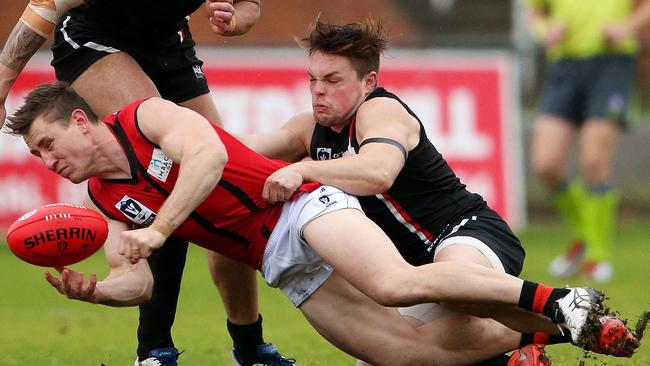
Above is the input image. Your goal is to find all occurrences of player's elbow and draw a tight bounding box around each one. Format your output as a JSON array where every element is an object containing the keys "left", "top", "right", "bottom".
[
  {"left": 365, "top": 169, "right": 395, "bottom": 194},
  {"left": 136, "top": 271, "right": 155, "bottom": 303}
]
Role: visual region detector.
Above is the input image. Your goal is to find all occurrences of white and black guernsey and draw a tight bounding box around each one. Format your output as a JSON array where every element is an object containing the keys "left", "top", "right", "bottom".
[{"left": 309, "top": 87, "right": 487, "bottom": 265}]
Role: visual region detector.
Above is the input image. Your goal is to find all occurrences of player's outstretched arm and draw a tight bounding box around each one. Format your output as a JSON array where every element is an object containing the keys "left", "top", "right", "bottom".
[
  {"left": 0, "top": 0, "right": 83, "bottom": 127},
  {"left": 45, "top": 195, "right": 154, "bottom": 306}
]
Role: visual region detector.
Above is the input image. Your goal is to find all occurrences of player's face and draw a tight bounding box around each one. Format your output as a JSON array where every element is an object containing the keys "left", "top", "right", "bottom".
[
  {"left": 308, "top": 51, "right": 374, "bottom": 131},
  {"left": 24, "top": 115, "right": 94, "bottom": 183}
]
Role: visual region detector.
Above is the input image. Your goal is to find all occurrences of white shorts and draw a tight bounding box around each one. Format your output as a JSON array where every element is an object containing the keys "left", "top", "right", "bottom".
[
  {"left": 260, "top": 186, "right": 363, "bottom": 306},
  {"left": 398, "top": 235, "right": 506, "bottom": 322}
]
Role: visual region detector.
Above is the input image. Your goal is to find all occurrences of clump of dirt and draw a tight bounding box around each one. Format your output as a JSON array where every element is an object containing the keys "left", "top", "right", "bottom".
[
  {"left": 633, "top": 311, "right": 650, "bottom": 340},
  {"left": 577, "top": 309, "right": 650, "bottom": 365}
]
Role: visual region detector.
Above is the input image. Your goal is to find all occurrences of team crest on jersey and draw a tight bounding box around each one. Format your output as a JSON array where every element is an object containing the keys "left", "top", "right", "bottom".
[
  {"left": 147, "top": 148, "right": 173, "bottom": 182},
  {"left": 116, "top": 195, "right": 156, "bottom": 226},
  {"left": 316, "top": 147, "right": 332, "bottom": 160}
]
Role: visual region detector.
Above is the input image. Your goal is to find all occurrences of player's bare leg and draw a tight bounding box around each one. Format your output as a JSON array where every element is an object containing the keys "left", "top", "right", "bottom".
[
  {"left": 356, "top": 243, "right": 524, "bottom": 366},
  {"left": 71, "top": 52, "right": 160, "bottom": 116},
  {"left": 301, "top": 272, "right": 519, "bottom": 366},
  {"left": 531, "top": 115, "right": 575, "bottom": 189},
  {"left": 179, "top": 92, "right": 223, "bottom": 127},
  {"left": 578, "top": 118, "right": 619, "bottom": 282},
  {"left": 301, "top": 208, "right": 632, "bottom": 355}
]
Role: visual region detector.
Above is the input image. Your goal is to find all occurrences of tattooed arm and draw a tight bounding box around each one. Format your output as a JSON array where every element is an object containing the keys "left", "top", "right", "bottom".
[
  {"left": 0, "top": 22, "right": 48, "bottom": 127},
  {"left": 1, "top": 0, "right": 84, "bottom": 127}
]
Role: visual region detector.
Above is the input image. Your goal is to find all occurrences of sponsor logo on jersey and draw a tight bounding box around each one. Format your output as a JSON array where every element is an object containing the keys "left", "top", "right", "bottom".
[
  {"left": 115, "top": 196, "right": 156, "bottom": 226},
  {"left": 147, "top": 148, "right": 173, "bottom": 182},
  {"left": 193, "top": 65, "right": 205, "bottom": 79}
]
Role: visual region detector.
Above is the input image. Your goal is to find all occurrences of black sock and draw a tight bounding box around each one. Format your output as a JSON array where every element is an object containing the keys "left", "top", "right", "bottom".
[
  {"left": 520, "top": 331, "right": 573, "bottom": 347},
  {"left": 518, "top": 280, "right": 570, "bottom": 322},
  {"left": 227, "top": 314, "right": 264, "bottom": 365},
  {"left": 137, "top": 237, "right": 188, "bottom": 360}
]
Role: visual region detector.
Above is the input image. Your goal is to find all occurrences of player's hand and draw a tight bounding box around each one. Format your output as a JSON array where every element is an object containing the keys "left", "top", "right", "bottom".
[
  {"left": 45, "top": 267, "right": 98, "bottom": 302},
  {"left": 603, "top": 22, "right": 632, "bottom": 46},
  {"left": 117, "top": 228, "right": 165, "bottom": 264},
  {"left": 542, "top": 20, "right": 566, "bottom": 47},
  {"left": 204, "top": 0, "right": 236, "bottom": 35},
  {"left": 263, "top": 165, "right": 304, "bottom": 203}
]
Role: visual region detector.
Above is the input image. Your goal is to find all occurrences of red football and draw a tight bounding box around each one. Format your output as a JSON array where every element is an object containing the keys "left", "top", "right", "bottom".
[{"left": 6, "top": 203, "right": 108, "bottom": 267}]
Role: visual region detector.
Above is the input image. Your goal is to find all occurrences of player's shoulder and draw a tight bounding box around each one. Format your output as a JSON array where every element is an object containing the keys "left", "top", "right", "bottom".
[{"left": 357, "top": 94, "right": 412, "bottom": 127}]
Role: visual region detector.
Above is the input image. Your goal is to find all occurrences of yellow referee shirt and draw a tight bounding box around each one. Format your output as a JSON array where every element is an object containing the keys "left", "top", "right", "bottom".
[{"left": 529, "top": 0, "right": 638, "bottom": 60}]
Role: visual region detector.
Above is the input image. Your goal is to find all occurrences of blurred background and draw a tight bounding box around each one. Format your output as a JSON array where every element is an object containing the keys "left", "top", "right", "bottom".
[{"left": 1, "top": 0, "right": 649, "bottom": 228}]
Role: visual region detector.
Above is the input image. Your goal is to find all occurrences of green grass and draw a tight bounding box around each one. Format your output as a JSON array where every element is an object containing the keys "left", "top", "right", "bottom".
[{"left": 1, "top": 219, "right": 649, "bottom": 365}]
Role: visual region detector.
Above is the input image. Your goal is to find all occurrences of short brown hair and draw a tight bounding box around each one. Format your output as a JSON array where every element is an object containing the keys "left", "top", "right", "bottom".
[
  {"left": 297, "top": 17, "right": 389, "bottom": 79},
  {"left": 6, "top": 82, "right": 98, "bottom": 136}
]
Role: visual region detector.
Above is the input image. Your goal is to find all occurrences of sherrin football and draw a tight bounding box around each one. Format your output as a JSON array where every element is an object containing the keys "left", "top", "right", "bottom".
[{"left": 6, "top": 203, "right": 108, "bottom": 267}]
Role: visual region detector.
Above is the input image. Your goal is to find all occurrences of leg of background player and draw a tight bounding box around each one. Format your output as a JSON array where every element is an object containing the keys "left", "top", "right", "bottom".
[{"left": 137, "top": 236, "right": 189, "bottom": 359}]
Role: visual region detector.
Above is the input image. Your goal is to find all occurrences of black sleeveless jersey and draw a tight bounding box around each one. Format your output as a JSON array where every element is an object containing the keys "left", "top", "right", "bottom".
[
  {"left": 66, "top": 0, "right": 203, "bottom": 44},
  {"left": 309, "top": 87, "right": 487, "bottom": 265}
]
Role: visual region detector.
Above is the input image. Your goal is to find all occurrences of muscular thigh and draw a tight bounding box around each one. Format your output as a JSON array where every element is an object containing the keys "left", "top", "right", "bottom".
[
  {"left": 72, "top": 52, "right": 159, "bottom": 117},
  {"left": 302, "top": 272, "right": 515, "bottom": 366},
  {"left": 299, "top": 271, "right": 420, "bottom": 365}
]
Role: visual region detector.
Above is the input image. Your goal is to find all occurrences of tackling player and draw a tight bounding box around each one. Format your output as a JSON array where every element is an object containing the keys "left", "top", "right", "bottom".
[{"left": 241, "top": 17, "right": 636, "bottom": 366}]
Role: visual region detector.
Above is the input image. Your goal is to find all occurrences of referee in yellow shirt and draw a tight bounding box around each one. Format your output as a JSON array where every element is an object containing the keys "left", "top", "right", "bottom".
[{"left": 525, "top": 0, "right": 650, "bottom": 282}]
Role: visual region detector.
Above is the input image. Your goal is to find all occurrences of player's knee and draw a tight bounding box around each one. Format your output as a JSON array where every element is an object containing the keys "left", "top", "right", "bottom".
[
  {"left": 531, "top": 158, "right": 563, "bottom": 187},
  {"left": 579, "top": 155, "right": 610, "bottom": 182}
]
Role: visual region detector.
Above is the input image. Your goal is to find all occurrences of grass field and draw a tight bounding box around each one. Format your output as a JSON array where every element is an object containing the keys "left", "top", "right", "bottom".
[{"left": 1, "top": 218, "right": 649, "bottom": 365}]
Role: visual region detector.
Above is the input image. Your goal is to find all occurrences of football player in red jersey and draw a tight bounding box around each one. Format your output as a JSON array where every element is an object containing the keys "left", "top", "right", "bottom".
[
  {"left": 5, "top": 82, "right": 639, "bottom": 366},
  {"left": 0, "top": 1, "right": 296, "bottom": 366}
]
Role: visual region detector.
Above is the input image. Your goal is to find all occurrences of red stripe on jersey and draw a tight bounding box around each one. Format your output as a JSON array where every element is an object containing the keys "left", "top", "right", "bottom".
[{"left": 377, "top": 192, "right": 435, "bottom": 243}]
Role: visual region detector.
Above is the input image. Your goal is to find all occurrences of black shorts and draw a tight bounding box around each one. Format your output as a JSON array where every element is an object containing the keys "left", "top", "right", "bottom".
[
  {"left": 539, "top": 55, "right": 634, "bottom": 128},
  {"left": 51, "top": 12, "right": 209, "bottom": 103},
  {"left": 432, "top": 206, "right": 526, "bottom": 276}
]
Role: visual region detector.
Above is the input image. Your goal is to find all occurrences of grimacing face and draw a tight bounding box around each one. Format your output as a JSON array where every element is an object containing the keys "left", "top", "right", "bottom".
[
  {"left": 308, "top": 51, "right": 373, "bottom": 131},
  {"left": 24, "top": 114, "right": 94, "bottom": 184}
]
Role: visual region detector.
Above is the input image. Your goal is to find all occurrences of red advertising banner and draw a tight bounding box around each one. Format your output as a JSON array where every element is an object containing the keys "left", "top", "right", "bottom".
[{"left": 0, "top": 50, "right": 524, "bottom": 229}]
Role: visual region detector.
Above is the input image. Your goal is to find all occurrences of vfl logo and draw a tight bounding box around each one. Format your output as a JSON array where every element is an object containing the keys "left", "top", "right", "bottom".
[
  {"left": 116, "top": 196, "right": 156, "bottom": 226},
  {"left": 147, "top": 148, "right": 173, "bottom": 182},
  {"left": 316, "top": 148, "right": 332, "bottom": 160},
  {"left": 193, "top": 65, "right": 205, "bottom": 79}
]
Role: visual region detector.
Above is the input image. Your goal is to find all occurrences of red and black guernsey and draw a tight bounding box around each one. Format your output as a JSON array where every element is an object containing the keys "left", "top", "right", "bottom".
[
  {"left": 309, "top": 87, "right": 487, "bottom": 265},
  {"left": 88, "top": 100, "right": 318, "bottom": 270}
]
